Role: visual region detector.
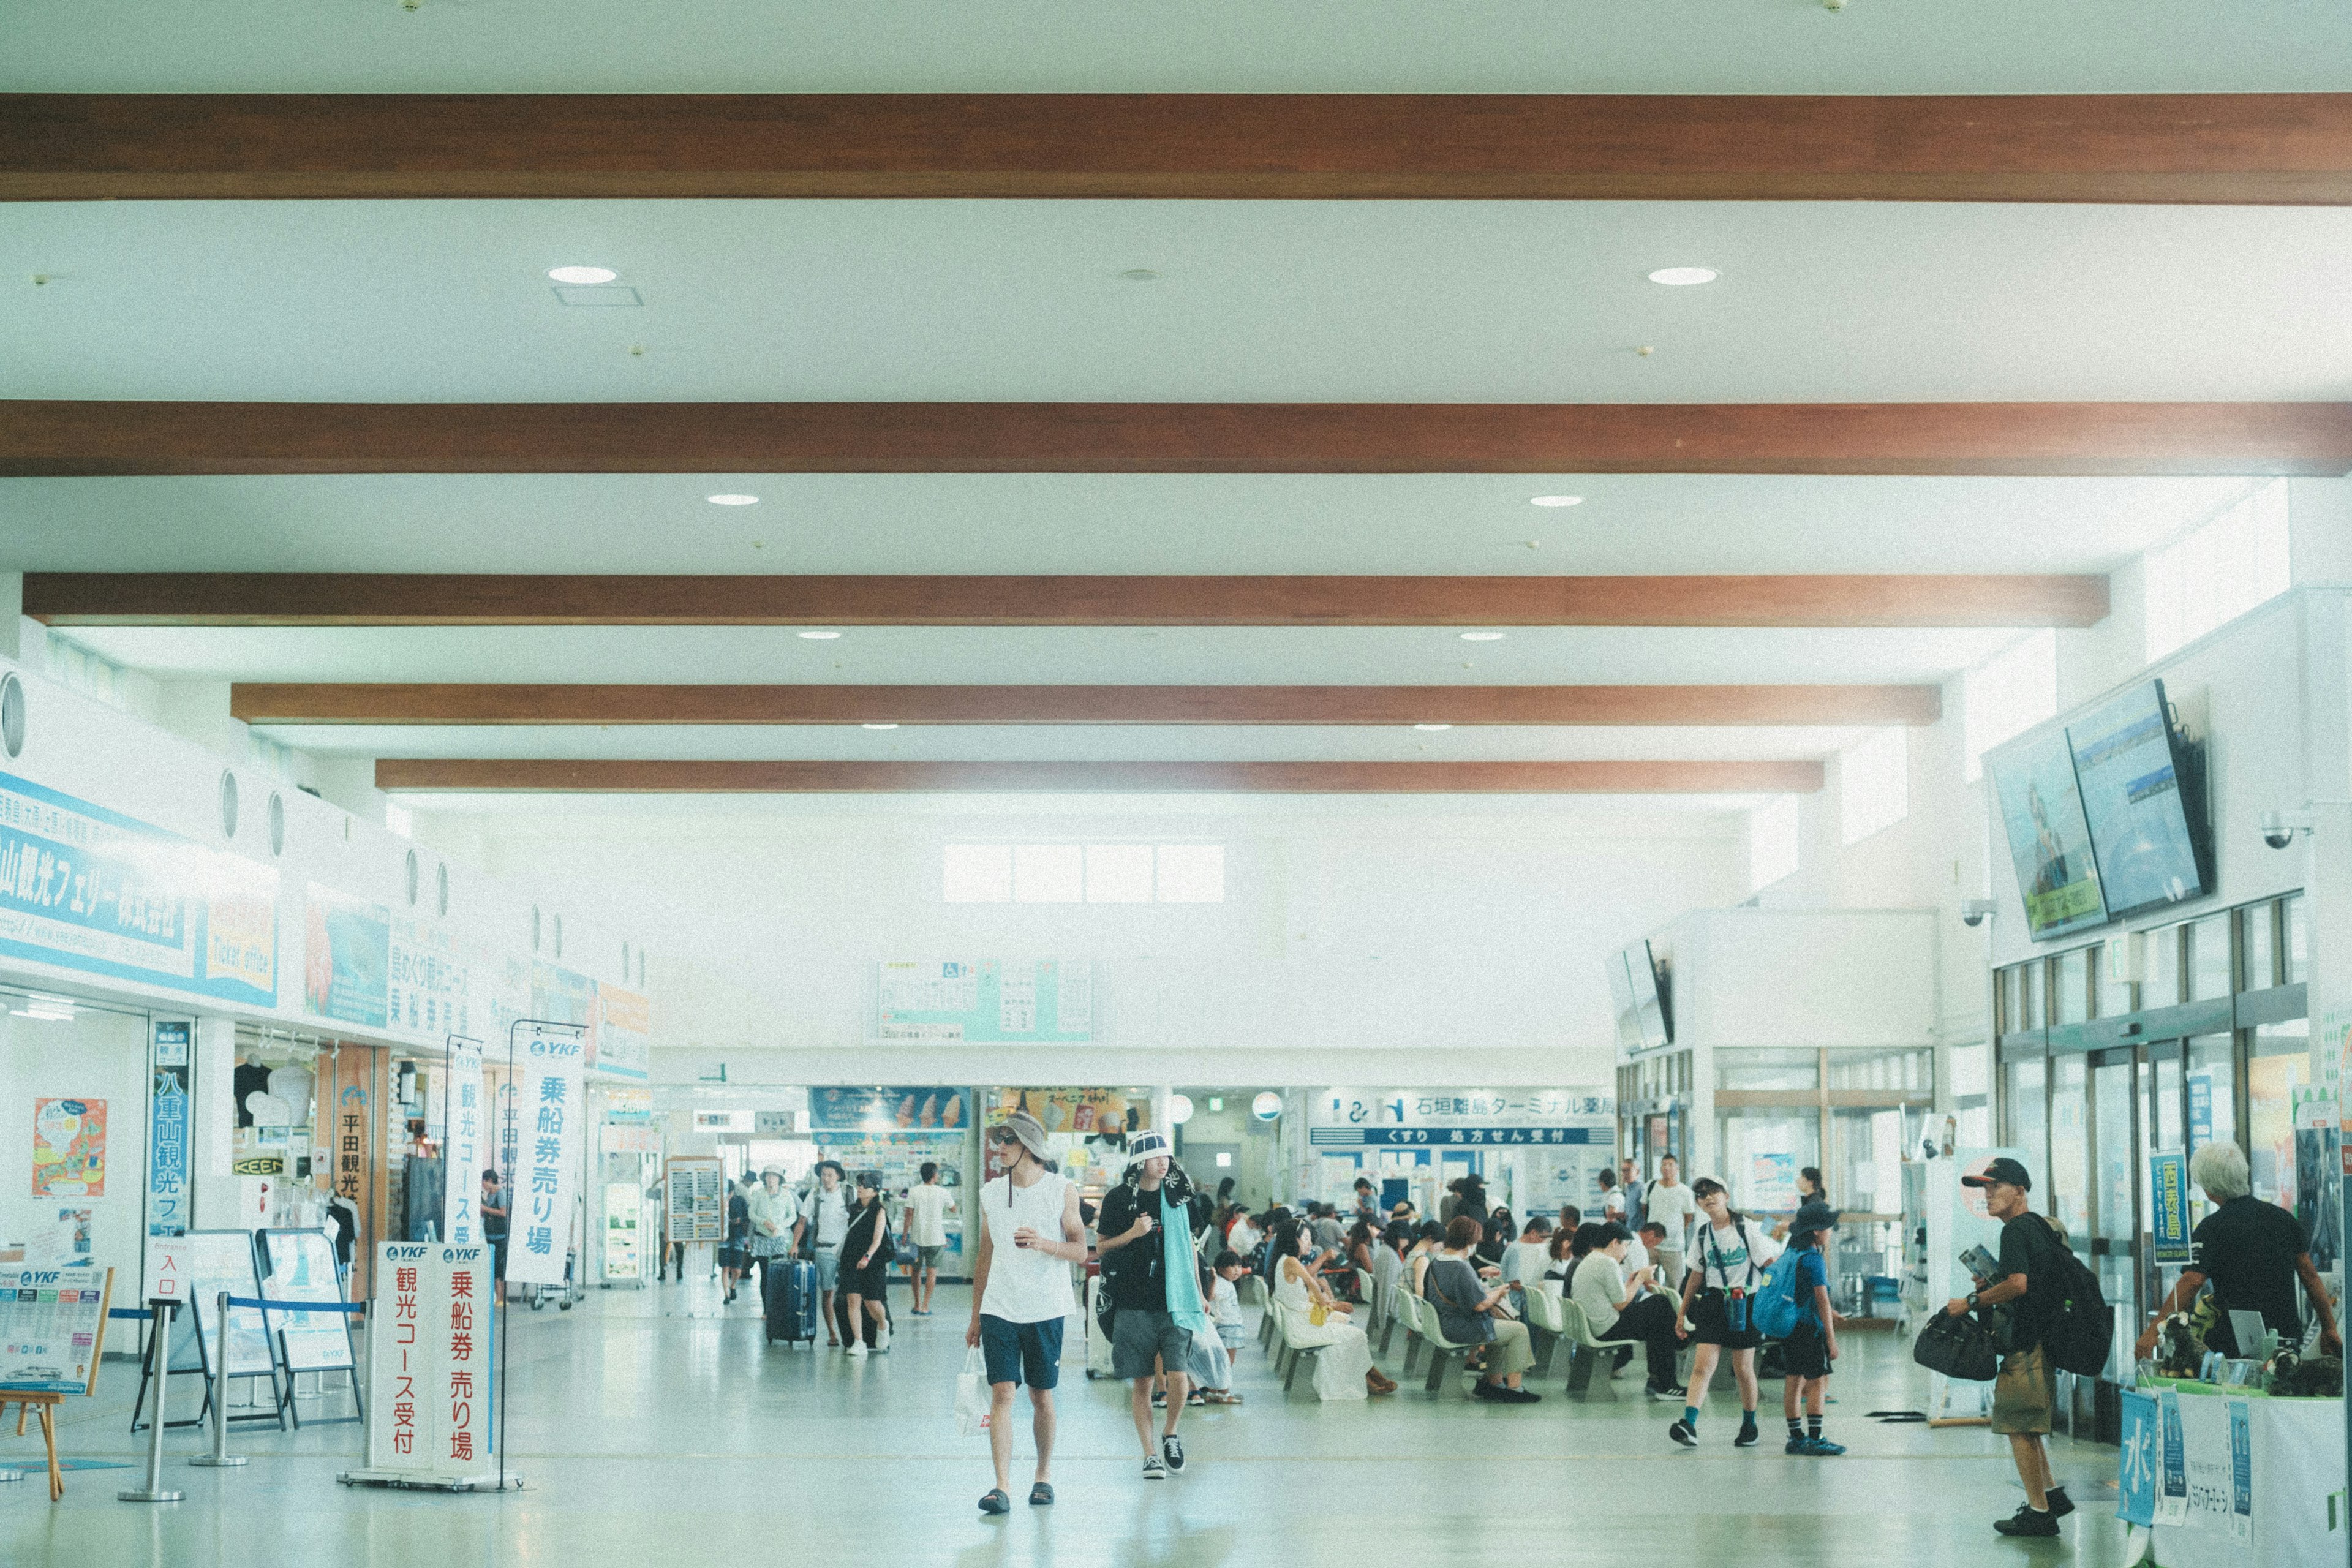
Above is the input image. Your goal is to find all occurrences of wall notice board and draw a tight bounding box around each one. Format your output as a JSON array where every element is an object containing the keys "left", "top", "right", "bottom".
[
  {"left": 663, "top": 1158, "right": 725, "bottom": 1243},
  {"left": 0, "top": 1267, "right": 113, "bottom": 1395}
]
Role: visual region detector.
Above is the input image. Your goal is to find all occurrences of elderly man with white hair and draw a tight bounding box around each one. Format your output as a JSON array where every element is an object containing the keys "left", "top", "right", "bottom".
[{"left": 2133, "top": 1140, "right": 2341, "bottom": 1362}]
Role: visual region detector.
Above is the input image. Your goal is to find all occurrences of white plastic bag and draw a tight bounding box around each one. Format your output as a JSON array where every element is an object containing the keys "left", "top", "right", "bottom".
[{"left": 956, "top": 1347, "right": 993, "bottom": 1437}]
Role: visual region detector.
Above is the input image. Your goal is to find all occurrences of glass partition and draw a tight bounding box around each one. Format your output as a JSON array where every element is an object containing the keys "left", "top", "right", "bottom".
[
  {"left": 2188, "top": 914, "right": 2233, "bottom": 1000},
  {"left": 2185, "top": 1035, "right": 2237, "bottom": 1227},
  {"left": 2143, "top": 925, "right": 2182, "bottom": 1009},
  {"left": 2285, "top": 894, "right": 2308, "bottom": 986},
  {"left": 1717, "top": 1049, "right": 1820, "bottom": 1091},
  {"left": 2240, "top": 902, "right": 2278, "bottom": 991},
  {"left": 2003, "top": 1055, "right": 2048, "bottom": 1178},
  {"left": 2049, "top": 1055, "right": 2090, "bottom": 1245},
  {"left": 1714, "top": 1108, "right": 1820, "bottom": 1210},
  {"left": 2054, "top": 949, "right": 2092, "bottom": 1025},
  {"left": 2247, "top": 1019, "right": 2314, "bottom": 1212}
]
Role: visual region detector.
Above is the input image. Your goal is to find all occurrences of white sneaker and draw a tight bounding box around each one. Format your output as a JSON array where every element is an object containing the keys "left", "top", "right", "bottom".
[
  {"left": 876, "top": 1325, "right": 892, "bottom": 1351},
  {"left": 848, "top": 1341, "right": 869, "bottom": 1357}
]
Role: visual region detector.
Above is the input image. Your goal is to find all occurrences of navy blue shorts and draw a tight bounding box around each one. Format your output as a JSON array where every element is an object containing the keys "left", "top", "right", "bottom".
[{"left": 979, "top": 1314, "right": 1063, "bottom": 1390}]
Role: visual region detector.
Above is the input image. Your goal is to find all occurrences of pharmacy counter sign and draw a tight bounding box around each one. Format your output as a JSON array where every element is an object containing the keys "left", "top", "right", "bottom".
[
  {"left": 348, "top": 1243, "right": 495, "bottom": 1489},
  {"left": 511, "top": 1033, "right": 584, "bottom": 1288}
]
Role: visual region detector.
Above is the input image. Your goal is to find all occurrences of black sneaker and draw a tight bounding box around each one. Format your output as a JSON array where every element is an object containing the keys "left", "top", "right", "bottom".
[
  {"left": 1472, "top": 1381, "right": 1502, "bottom": 1401},
  {"left": 1152, "top": 1390, "right": 1167, "bottom": 1409},
  {"left": 1646, "top": 1382, "right": 1687, "bottom": 1402},
  {"left": 1141, "top": 1456, "right": 1166, "bottom": 1481},
  {"left": 1499, "top": 1386, "right": 1541, "bottom": 1404},
  {"left": 1668, "top": 1420, "right": 1698, "bottom": 1448},
  {"left": 1733, "top": 1421, "right": 1760, "bottom": 1447},
  {"left": 1160, "top": 1434, "right": 1186, "bottom": 1474},
  {"left": 2046, "top": 1487, "right": 2075, "bottom": 1520},
  {"left": 1993, "top": 1506, "right": 2059, "bottom": 1537}
]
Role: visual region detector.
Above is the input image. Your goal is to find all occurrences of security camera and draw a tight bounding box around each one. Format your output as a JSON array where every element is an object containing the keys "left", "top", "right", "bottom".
[
  {"left": 1960, "top": 899, "right": 1997, "bottom": 929},
  {"left": 2260, "top": 810, "right": 2314, "bottom": 851}
]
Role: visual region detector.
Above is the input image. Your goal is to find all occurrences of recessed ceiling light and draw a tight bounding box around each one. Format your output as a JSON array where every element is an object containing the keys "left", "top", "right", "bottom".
[
  {"left": 797, "top": 630, "right": 842, "bottom": 641},
  {"left": 1529, "top": 495, "right": 1583, "bottom": 507},
  {"left": 706, "top": 493, "right": 760, "bottom": 507},
  {"left": 1646, "top": 266, "right": 1719, "bottom": 287},
  {"left": 861, "top": 723, "right": 900, "bottom": 731},
  {"left": 1459, "top": 631, "right": 1506, "bottom": 643},
  {"left": 547, "top": 265, "right": 619, "bottom": 285},
  {"left": 1412, "top": 723, "right": 1453, "bottom": 733}
]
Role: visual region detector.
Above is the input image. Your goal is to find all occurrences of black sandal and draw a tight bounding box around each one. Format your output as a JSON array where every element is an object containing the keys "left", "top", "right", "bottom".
[
  {"left": 979, "top": 1488, "right": 1011, "bottom": 1515},
  {"left": 1029, "top": 1482, "right": 1055, "bottom": 1506}
]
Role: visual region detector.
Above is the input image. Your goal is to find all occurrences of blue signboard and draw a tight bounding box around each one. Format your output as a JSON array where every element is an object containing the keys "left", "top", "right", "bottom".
[
  {"left": 0, "top": 770, "right": 276, "bottom": 1006},
  {"left": 148, "top": 1021, "right": 192, "bottom": 1237},
  {"left": 2227, "top": 1400, "right": 2252, "bottom": 1539},
  {"left": 2159, "top": 1391, "right": 2188, "bottom": 1524},
  {"left": 2117, "top": 1389, "right": 2158, "bottom": 1528},
  {"left": 810, "top": 1086, "right": 971, "bottom": 1133},
  {"left": 2149, "top": 1150, "right": 2191, "bottom": 1265},
  {"left": 1309, "top": 1126, "right": 1607, "bottom": 1147}
]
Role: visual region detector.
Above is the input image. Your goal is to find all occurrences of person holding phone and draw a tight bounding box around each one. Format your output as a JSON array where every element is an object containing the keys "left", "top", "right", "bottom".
[
  {"left": 1669, "top": 1177, "right": 1779, "bottom": 1450},
  {"left": 967, "top": 1112, "right": 1084, "bottom": 1516}
]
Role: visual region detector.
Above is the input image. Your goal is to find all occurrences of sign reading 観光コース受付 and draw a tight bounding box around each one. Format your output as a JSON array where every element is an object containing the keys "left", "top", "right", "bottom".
[
  {"left": 361, "top": 1243, "right": 494, "bottom": 1483},
  {"left": 442, "top": 1039, "right": 484, "bottom": 1248},
  {"left": 510, "top": 1033, "right": 584, "bottom": 1287}
]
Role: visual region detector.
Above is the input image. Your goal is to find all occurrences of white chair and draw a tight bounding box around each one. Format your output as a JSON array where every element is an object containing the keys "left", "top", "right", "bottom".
[{"left": 1556, "top": 1298, "right": 1623, "bottom": 1403}]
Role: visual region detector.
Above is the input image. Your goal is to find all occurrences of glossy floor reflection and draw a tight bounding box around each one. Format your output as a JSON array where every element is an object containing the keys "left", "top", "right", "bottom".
[{"left": 1, "top": 1278, "right": 2128, "bottom": 1566}]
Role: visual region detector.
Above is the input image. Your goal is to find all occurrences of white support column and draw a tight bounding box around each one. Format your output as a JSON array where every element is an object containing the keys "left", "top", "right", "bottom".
[{"left": 190, "top": 1014, "right": 239, "bottom": 1229}]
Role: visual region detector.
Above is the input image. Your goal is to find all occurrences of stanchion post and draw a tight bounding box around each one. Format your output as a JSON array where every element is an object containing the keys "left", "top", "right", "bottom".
[
  {"left": 189, "top": 1291, "right": 246, "bottom": 1469},
  {"left": 119, "top": 1300, "right": 185, "bottom": 1502}
]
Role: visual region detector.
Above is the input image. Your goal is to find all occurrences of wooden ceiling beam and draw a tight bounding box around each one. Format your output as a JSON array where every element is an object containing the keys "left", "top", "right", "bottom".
[
  {"left": 233, "top": 682, "right": 1940, "bottom": 728},
  {"left": 34, "top": 573, "right": 2107, "bottom": 630},
  {"left": 6, "top": 401, "right": 2345, "bottom": 478},
  {"left": 371, "top": 758, "right": 1825, "bottom": 794},
  {"left": 4, "top": 94, "right": 2347, "bottom": 203}
]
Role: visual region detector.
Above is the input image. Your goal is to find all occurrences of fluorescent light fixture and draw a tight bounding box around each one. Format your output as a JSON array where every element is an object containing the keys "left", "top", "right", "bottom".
[
  {"left": 1458, "top": 631, "right": 1506, "bottom": 643},
  {"left": 1412, "top": 723, "right": 1453, "bottom": 732},
  {"left": 706, "top": 494, "right": 760, "bottom": 507},
  {"left": 861, "top": 723, "right": 900, "bottom": 731},
  {"left": 1646, "top": 266, "right": 1719, "bottom": 286},
  {"left": 797, "top": 630, "right": 842, "bottom": 641},
  {"left": 547, "top": 265, "right": 619, "bottom": 285},
  {"left": 1529, "top": 495, "right": 1583, "bottom": 507}
]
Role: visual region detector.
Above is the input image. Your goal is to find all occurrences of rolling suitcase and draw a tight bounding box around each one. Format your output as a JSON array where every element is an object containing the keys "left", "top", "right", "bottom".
[{"left": 764, "top": 1257, "right": 820, "bottom": 1346}]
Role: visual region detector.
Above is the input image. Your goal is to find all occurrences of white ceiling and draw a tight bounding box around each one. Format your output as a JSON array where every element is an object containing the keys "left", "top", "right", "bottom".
[
  {"left": 263, "top": 721, "right": 1873, "bottom": 764},
  {"left": 0, "top": 473, "right": 2256, "bottom": 576},
  {"left": 3, "top": 0, "right": 2342, "bottom": 92},
  {"left": 63, "top": 625, "right": 2029, "bottom": 687},
  {"left": 6, "top": 201, "right": 2349, "bottom": 402}
]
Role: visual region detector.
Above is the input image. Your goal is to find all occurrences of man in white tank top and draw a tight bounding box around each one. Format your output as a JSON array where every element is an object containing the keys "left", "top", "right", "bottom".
[{"left": 967, "top": 1111, "right": 1085, "bottom": 1516}]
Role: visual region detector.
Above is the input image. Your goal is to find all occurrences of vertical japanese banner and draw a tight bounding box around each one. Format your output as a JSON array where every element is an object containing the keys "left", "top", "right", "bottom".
[
  {"left": 2156, "top": 1389, "right": 2188, "bottom": 1526},
  {"left": 148, "top": 1022, "right": 192, "bottom": 1237},
  {"left": 2116, "top": 1389, "right": 2158, "bottom": 1528},
  {"left": 361, "top": 1242, "right": 494, "bottom": 1483},
  {"left": 510, "top": 1033, "right": 584, "bottom": 1288},
  {"left": 441, "top": 1039, "right": 484, "bottom": 1248}
]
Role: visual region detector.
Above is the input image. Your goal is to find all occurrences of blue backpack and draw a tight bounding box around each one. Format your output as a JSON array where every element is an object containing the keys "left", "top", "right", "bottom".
[{"left": 1749, "top": 1245, "right": 1810, "bottom": 1340}]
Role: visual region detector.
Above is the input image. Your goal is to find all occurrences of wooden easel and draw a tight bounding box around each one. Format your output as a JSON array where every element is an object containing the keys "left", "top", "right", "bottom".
[{"left": 0, "top": 1392, "right": 65, "bottom": 1500}]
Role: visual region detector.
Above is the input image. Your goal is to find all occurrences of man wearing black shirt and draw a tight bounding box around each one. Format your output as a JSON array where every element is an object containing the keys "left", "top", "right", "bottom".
[
  {"left": 1946, "top": 1157, "right": 2074, "bottom": 1539},
  {"left": 2135, "top": 1139, "right": 2342, "bottom": 1362},
  {"left": 1095, "top": 1131, "right": 1199, "bottom": 1481}
]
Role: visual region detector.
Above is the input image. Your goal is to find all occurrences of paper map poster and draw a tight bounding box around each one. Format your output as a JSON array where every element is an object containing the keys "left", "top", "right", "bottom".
[{"left": 31, "top": 1097, "right": 105, "bottom": 1197}]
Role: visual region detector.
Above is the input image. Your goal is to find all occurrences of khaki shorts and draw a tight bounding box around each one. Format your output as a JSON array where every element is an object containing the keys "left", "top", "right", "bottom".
[{"left": 1990, "top": 1345, "right": 2053, "bottom": 1436}]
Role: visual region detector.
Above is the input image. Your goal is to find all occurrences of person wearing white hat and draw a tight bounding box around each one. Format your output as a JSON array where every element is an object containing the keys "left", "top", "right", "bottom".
[
  {"left": 1095, "top": 1129, "right": 1207, "bottom": 1481},
  {"left": 968, "top": 1112, "right": 1084, "bottom": 1516}
]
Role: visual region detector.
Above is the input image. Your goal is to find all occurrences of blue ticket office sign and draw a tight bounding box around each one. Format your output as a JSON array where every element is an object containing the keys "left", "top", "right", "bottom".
[{"left": 2149, "top": 1150, "right": 2191, "bottom": 1266}]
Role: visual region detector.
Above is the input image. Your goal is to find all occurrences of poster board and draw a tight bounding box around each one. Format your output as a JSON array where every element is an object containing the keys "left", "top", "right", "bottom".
[
  {"left": 352, "top": 1243, "right": 495, "bottom": 1487},
  {"left": 31, "top": 1096, "right": 106, "bottom": 1196},
  {"left": 170, "top": 1229, "right": 276, "bottom": 1379},
  {"left": 664, "top": 1157, "right": 725, "bottom": 1243},
  {"left": 603, "top": 1182, "right": 645, "bottom": 1281},
  {"left": 258, "top": 1227, "right": 355, "bottom": 1373},
  {"left": 0, "top": 1266, "right": 111, "bottom": 1395}
]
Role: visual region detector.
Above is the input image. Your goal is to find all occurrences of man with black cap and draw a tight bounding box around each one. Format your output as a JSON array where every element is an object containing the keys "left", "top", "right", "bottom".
[
  {"left": 1947, "top": 1156, "right": 2075, "bottom": 1538},
  {"left": 1095, "top": 1129, "right": 1206, "bottom": 1480}
]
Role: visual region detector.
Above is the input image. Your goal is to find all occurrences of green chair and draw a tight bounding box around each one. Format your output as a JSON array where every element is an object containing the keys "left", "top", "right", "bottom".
[
  {"left": 1394, "top": 1291, "right": 1428, "bottom": 1373},
  {"left": 1412, "top": 1300, "right": 1480, "bottom": 1396},
  {"left": 1556, "top": 1298, "right": 1623, "bottom": 1403},
  {"left": 1520, "top": 1284, "right": 1567, "bottom": 1378},
  {"left": 1272, "top": 1301, "right": 1330, "bottom": 1400}
]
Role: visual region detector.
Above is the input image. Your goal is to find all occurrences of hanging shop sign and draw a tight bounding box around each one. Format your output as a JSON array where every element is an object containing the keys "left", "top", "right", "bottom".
[
  {"left": 442, "top": 1038, "right": 486, "bottom": 1249},
  {"left": 510, "top": 1032, "right": 586, "bottom": 1287},
  {"left": 1314, "top": 1088, "right": 1613, "bottom": 1129},
  {"left": 877, "top": 959, "right": 1093, "bottom": 1043},
  {"left": 31, "top": 1096, "right": 106, "bottom": 1197},
  {"left": 595, "top": 985, "right": 652, "bottom": 1080},
  {"left": 0, "top": 771, "right": 277, "bottom": 1006},
  {"left": 389, "top": 917, "right": 477, "bottom": 1043},
  {"left": 2149, "top": 1149, "right": 2192, "bottom": 1266},
  {"left": 353, "top": 1242, "right": 494, "bottom": 1486},
  {"left": 148, "top": 1022, "right": 192, "bottom": 1236},
  {"left": 985, "top": 1087, "right": 1149, "bottom": 1134},
  {"left": 812, "top": 1085, "right": 971, "bottom": 1132},
  {"left": 1308, "top": 1125, "right": 1608, "bottom": 1147}
]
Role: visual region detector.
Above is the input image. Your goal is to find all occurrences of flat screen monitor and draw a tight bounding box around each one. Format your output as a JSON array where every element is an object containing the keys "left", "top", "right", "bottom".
[
  {"left": 1990, "top": 729, "right": 2109, "bottom": 941},
  {"left": 1605, "top": 949, "right": 1639, "bottom": 1051},
  {"left": 1627, "top": 941, "right": 1672, "bottom": 1049},
  {"left": 2068, "top": 679, "right": 2211, "bottom": 919}
]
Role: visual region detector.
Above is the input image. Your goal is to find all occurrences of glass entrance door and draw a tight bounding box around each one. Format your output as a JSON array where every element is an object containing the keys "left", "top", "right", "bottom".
[{"left": 2089, "top": 1049, "right": 2140, "bottom": 1379}]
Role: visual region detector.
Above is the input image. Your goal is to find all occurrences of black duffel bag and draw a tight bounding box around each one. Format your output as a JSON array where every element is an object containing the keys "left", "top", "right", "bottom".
[{"left": 1912, "top": 1309, "right": 2003, "bottom": 1382}]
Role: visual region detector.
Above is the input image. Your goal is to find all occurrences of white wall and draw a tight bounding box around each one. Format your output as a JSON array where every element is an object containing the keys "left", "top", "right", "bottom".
[
  {"left": 0, "top": 1004, "right": 149, "bottom": 1280},
  {"left": 1668, "top": 908, "right": 1939, "bottom": 1050},
  {"left": 424, "top": 799, "right": 1751, "bottom": 1088}
]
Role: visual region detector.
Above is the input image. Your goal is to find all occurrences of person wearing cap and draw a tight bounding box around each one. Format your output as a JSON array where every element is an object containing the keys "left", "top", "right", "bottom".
[
  {"left": 1779, "top": 1201, "right": 1842, "bottom": 1456},
  {"left": 1095, "top": 1128, "right": 1207, "bottom": 1480},
  {"left": 968, "top": 1111, "right": 1084, "bottom": 1515},
  {"left": 1946, "top": 1156, "right": 2075, "bottom": 1537}
]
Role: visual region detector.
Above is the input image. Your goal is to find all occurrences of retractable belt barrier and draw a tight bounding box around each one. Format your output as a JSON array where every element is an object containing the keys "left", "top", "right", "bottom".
[{"left": 164, "top": 1293, "right": 374, "bottom": 1485}]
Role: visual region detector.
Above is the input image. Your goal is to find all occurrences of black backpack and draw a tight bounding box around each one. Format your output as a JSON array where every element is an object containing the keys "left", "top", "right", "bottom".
[{"left": 2024, "top": 1214, "right": 2114, "bottom": 1378}]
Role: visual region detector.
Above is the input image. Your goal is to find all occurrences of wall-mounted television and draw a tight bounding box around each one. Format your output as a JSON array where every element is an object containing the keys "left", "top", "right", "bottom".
[
  {"left": 2068, "top": 678, "right": 2212, "bottom": 921},
  {"left": 1990, "top": 729, "right": 2109, "bottom": 941},
  {"left": 1605, "top": 948, "right": 1640, "bottom": 1052},
  {"left": 1626, "top": 940, "right": 1672, "bottom": 1049}
]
